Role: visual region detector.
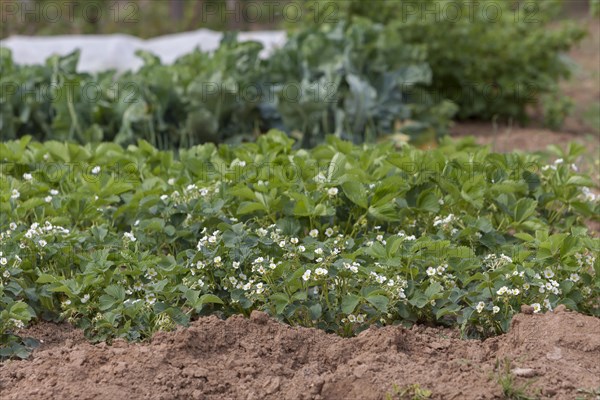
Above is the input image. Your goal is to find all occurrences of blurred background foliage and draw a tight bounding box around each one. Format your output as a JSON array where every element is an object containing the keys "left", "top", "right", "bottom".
[
  {"left": 1, "top": 0, "right": 595, "bottom": 38},
  {"left": 0, "top": 0, "right": 597, "bottom": 148},
  {"left": 1, "top": 0, "right": 287, "bottom": 38}
]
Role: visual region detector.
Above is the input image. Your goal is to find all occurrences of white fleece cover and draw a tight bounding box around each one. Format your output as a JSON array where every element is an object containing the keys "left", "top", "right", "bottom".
[{"left": 0, "top": 29, "right": 287, "bottom": 72}]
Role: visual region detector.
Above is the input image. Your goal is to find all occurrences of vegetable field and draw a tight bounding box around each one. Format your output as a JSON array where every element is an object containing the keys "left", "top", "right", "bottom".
[{"left": 0, "top": 1, "right": 599, "bottom": 399}]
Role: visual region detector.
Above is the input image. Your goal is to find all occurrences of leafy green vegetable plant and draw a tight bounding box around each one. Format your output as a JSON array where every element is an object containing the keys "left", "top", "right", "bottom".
[{"left": 0, "top": 22, "right": 453, "bottom": 149}]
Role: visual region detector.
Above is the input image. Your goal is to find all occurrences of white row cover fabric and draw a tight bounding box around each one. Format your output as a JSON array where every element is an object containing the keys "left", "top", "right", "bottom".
[{"left": 1, "top": 29, "right": 287, "bottom": 72}]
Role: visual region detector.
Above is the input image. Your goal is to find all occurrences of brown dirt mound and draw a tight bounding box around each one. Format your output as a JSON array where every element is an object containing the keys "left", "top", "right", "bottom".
[{"left": 0, "top": 307, "right": 598, "bottom": 400}]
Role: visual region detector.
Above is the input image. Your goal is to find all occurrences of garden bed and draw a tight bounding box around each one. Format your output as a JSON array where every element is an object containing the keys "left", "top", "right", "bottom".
[{"left": 1, "top": 6, "right": 598, "bottom": 400}]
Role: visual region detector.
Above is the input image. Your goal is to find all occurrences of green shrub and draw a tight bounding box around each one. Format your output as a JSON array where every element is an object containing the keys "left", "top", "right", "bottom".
[
  {"left": 299, "top": 0, "right": 586, "bottom": 125},
  {"left": 1, "top": 131, "right": 598, "bottom": 358},
  {"left": 592, "top": 0, "right": 600, "bottom": 17},
  {"left": 541, "top": 93, "right": 574, "bottom": 131}
]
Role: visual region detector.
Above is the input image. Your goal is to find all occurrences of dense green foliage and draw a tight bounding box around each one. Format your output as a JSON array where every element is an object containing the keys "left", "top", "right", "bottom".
[
  {"left": 0, "top": 0, "right": 261, "bottom": 39},
  {"left": 1, "top": 131, "right": 598, "bottom": 359},
  {"left": 1, "top": 1, "right": 587, "bottom": 147},
  {"left": 301, "top": 0, "right": 585, "bottom": 124},
  {"left": 0, "top": 23, "right": 452, "bottom": 149}
]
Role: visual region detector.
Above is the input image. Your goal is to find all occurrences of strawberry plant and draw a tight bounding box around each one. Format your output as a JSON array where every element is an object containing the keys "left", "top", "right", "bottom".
[{"left": 1, "top": 131, "right": 598, "bottom": 359}]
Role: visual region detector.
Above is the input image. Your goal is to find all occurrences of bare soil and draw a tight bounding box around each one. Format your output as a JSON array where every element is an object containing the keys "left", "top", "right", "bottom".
[{"left": 0, "top": 307, "right": 599, "bottom": 400}]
